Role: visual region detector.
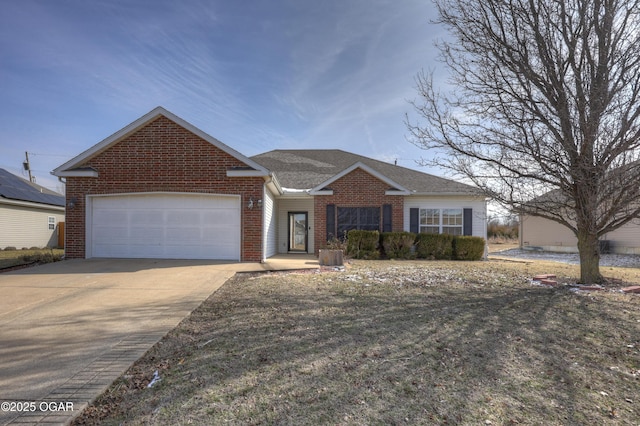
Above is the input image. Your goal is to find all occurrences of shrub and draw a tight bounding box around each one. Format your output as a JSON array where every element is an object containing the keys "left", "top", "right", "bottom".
[
  {"left": 381, "top": 232, "right": 416, "bottom": 259},
  {"left": 324, "top": 236, "right": 347, "bottom": 251},
  {"left": 4, "top": 246, "right": 17, "bottom": 251},
  {"left": 415, "top": 233, "right": 454, "bottom": 259},
  {"left": 453, "top": 236, "right": 486, "bottom": 260},
  {"left": 20, "top": 251, "right": 63, "bottom": 264},
  {"left": 487, "top": 220, "right": 519, "bottom": 240},
  {"left": 346, "top": 230, "right": 380, "bottom": 259},
  {"left": 29, "top": 246, "right": 41, "bottom": 250}
]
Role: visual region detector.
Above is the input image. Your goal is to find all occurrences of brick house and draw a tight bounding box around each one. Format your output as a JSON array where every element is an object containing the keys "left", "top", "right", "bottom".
[{"left": 53, "top": 107, "right": 486, "bottom": 262}]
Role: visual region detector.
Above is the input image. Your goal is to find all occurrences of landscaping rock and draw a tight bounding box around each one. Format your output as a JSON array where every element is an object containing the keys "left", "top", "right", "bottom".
[
  {"left": 576, "top": 285, "right": 604, "bottom": 291},
  {"left": 533, "top": 274, "right": 557, "bottom": 281}
]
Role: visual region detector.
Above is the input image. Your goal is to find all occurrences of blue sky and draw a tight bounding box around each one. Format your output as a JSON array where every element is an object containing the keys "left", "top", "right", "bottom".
[{"left": 0, "top": 0, "right": 446, "bottom": 193}]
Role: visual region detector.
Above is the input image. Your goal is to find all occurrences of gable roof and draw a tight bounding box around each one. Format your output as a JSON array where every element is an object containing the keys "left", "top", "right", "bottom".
[
  {"left": 251, "top": 150, "right": 481, "bottom": 195},
  {"left": 0, "top": 168, "right": 65, "bottom": 207},
  {"left": 52, "top": 107, "right": 269, "bottom": 177},
  {"left": 309, "top": 162, "right": 410, "bottom": 195}
]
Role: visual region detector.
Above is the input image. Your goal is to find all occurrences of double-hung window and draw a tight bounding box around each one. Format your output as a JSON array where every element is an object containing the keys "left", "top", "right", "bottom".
[
  {"left": 419, "top": 208, "right": 463, "bottom": 235},
  {"left": 419, "top": 209, "right": 440, "bottom": 234}
]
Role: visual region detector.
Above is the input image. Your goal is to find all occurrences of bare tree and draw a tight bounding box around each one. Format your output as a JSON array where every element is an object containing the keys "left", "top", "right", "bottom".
[{"left": 407, "top": 0, "right": 640, "bottom": 283}]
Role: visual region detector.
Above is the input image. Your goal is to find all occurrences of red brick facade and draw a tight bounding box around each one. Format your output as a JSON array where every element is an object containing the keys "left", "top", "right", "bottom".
[
  {"left": 313, "top": 168, "right": 404, "bottom": 254},
  {"left": 64, "top": 116, "right": 264, "bottom": 261}
]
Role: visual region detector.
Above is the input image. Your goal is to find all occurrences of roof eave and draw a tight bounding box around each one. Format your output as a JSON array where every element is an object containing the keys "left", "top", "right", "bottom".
[
  {"left": 52, "top": 169, "right": 99, "bottom": 178},
  {"left": 0, "top": 197, "right": 65, "bottom": 210},
  {"left": 308, "top": 189, "right": 333, "bottom": 195},
  {"left": 226, "top": 169, "right": 270, "bottom": 177},
  {"left": 385, "top": 189, "right": 411, "bottom": 196},
  {"left": 408, "top": 191, "right": 487, "bottom": 198}
]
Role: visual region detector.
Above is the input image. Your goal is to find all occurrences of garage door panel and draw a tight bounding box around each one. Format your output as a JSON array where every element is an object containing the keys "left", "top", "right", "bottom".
[
  {"left": 90, "top": 194, "right": 241, "bottom": 260},
  {"left": 167, "top": 227, "right": 200, "bottom": 243},
  {"left": 94, "top": 209, "right": 127, "bottom": 224},
  {"left": 202, "top": 227, "right": 236, "bottom": 240},
  {"left": 203, "top": 209, "right": 238, "bottom": 221},
  {"left": 167, "top": 210, "right": 200, "bottom": 224},
  {"left": 94, "top": 243, "right": 132, "bottom": 257},
  {"left": 93, "top": 226, "right": 128, "bottom": 241},
  {"left": 130, "top": 228, "right": 164, "bottom": 243},
  {"left": 131, "top": 211, "right": 163, "bottom": 225}
]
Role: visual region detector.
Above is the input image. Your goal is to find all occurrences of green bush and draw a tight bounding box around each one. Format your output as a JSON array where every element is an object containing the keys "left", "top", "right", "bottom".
[
  {"left": 20, "top": 251, "right": 64, "bottom": 264},
  {"left": 453, "top": 236, "right": 486, "bottom": 260},
  {"left": 415, "top": 233, "right": 454, "bottom": 259},
  {"left": 3, "top": 246, "right": 17, "bottom": 251},
  {"left": 381, "top": 232, "right": 416, "bottom": 259},
  {"left": 346, "top": 230, "right": 380, "bottom": 259}
]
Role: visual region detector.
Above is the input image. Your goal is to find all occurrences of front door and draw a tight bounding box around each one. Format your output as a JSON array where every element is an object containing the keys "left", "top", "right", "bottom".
[{"left": 288, "top": 212, "right": 308, "bottom": 252}]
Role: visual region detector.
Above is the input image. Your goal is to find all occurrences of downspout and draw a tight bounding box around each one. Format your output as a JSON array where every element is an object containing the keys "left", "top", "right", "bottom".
[
  {"left": 262, "top": 179, "right": 271, "bottom": 263},
  {"left": 519, "top": 213, "right": 523, "bottom": 249}
]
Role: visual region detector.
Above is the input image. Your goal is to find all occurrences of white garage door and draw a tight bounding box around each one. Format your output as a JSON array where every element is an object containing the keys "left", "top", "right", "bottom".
[{"left": 90, "top": 193, "right": 241, "bottom": 260}]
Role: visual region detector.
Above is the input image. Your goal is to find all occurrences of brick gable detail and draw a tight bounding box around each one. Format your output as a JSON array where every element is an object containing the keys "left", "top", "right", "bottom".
[
  {"left": 64, "top": 116, "right": 263, "bottom": 261},
  {"left": 313, "top": 168, "right": 404, "bottom": 254}
]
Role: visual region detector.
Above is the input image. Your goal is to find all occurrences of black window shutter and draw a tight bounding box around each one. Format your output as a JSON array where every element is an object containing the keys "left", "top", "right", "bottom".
[
  {"left": 382, "top": 204, "right": 392, "bottom": 232},
  {"left": 410, "top": 208, "right": 419, "bottom": 233},
  {"left": 463, "top": 208, "right": 473, "bottom": 236},
  {"left": 326, "top": 204, "right": 336, "bottom": 241}
]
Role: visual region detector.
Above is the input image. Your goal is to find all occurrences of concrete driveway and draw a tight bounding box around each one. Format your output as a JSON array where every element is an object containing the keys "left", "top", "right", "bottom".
[{"left": 0, "top": 258, "right": 261, "bottom": 425}]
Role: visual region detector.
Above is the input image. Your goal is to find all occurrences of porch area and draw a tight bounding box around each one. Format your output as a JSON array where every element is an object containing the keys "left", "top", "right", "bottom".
[{"left": 260, "top": 254, "right": 319, "bottom": 271}]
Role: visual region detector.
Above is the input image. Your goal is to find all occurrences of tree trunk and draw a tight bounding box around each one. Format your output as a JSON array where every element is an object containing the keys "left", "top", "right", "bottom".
[{"left": 576, "top": 231, "right": 603, "bottom": 284}]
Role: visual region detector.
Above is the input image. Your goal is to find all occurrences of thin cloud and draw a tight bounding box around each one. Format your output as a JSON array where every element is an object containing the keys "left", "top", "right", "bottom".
[{"left": 0, "top": 0, "right": 447, "bottom": 191}]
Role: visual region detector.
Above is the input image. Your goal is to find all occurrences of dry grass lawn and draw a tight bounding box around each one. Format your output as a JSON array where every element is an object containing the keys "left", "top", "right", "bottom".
[{"left": 73, "top": 258, "right": 640, "bottom": 425}]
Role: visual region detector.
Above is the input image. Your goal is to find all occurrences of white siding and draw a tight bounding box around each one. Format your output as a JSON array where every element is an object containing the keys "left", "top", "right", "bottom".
[
  {"left": 520, "top": 215, "right": 577, "bottom": 251},
  {"left": 263, "top": 187, "right": 278, "bottom": 259},
  {"left": 0, "top": 202, "right": 65, "bottom": 249},
  {"left": 277, "top": 198, "right": 314, "bottom": 254},
  {"left": 604, "top": 220, "right": 640, "bottom": 253},
  {"left": 522, "top": 215, "right": 640, "bottom": 254},
  {"left": 403, "top": 196, "right": 487, "bottom": 239}
]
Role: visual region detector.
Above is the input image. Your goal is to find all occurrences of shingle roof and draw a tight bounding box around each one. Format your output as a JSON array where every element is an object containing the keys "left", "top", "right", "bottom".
[
  {"left": 0, "top": 169, "right": 65, "bottom": 207},
  {"left": 251, "top": 150, "right": 481, "bottom": 195}
]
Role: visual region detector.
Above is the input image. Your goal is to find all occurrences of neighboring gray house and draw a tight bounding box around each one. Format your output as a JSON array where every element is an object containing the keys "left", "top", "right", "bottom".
[
  {"left": 520, "top": 214, "right": 640, "bottom": 255},
  {"left": 0, "top": 169, "right": 65, "bottom": 249}
]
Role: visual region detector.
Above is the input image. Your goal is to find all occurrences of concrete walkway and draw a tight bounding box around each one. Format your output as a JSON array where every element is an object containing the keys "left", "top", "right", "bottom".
[{"left": 0, "top": 256, "right": 318, "bottom": 425}]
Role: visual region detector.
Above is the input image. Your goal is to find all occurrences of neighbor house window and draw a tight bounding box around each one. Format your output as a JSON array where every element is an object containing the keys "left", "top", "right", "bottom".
[
  {"left": 419, "top": 208, "right": 463, "bottom": 235},
  {"left": 48, "top": 216, "right": 55, "bottom": 230}
]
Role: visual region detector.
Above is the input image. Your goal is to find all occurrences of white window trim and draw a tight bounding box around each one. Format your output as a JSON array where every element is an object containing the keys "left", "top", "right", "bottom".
[{"left": 419, "top": 208, "right": 463, "bottom": 235}]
